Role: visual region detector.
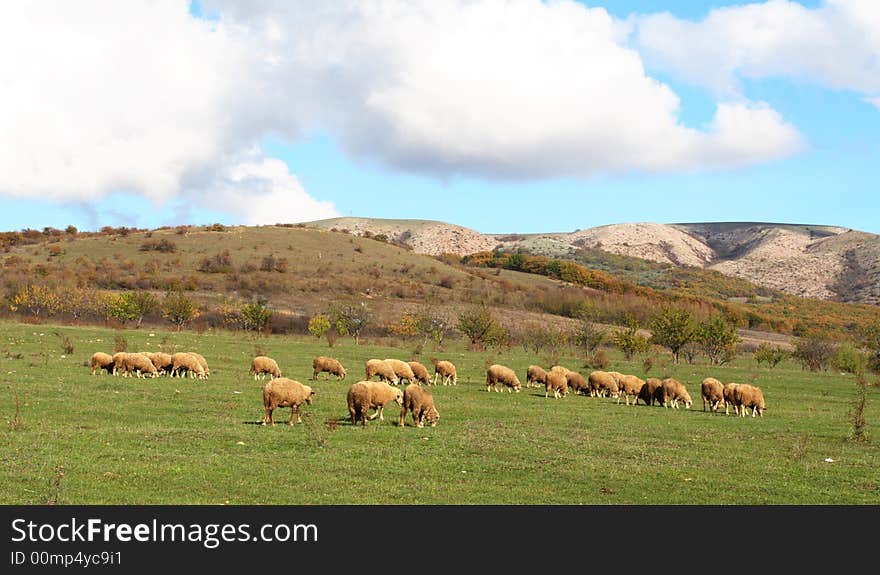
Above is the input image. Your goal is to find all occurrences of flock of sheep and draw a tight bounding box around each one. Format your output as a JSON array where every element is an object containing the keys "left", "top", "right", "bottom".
[
  {"left": 90, "top": 348, "right": 766, "bottom": 429},
  {"left": 250, "top": 355, "right": 449, "bottom": 428},
  {"left": 515, "top": 364, "right": 766, "bottom": 417},
  {"left": 90, "top": 350, "right": 209, "bottom": 379}
]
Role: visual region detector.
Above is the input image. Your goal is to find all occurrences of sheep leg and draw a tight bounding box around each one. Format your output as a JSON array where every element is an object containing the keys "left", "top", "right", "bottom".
[{"left": 262, "top": 408, "right": 274, "bottom": 426}]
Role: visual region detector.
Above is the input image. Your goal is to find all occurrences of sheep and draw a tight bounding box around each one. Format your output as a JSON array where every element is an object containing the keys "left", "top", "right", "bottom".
[
  {"left": 122, "top": 352, "right": 158, "bottom": 378},
  {"left": 250, "top": 356, "right": 281, "bottom": 380},
  {"left": 407, "top": 361, "right": 432, "bottom": 386},
  {"left": 364, "top": 380, "right": 404, "bottom": 422},
  {"left": 662, "top": 378, "right": 692, "bottom": 409},
  {"left": 549, "top": 365, "right": 571, "bottom": 377},
  {"left": 365, "top": 359, "right": 399, "bottom": 385},
  {"left": 399, "top": 383, "right": 440, "bottom": 428},
  {"left": 544, "top": 369, "right": 569, "bottom": 399},
  {"left": 566, "top": 371, "right": 590, "bottom": 396},
  {"left": 723, "top": 383, "right": 740, "bottom": 415},
  {"left": 171, "top": 352, "right": 206, "bottom": 380},
  {"left": 384, "top": 358, "right": 416, "bottom": 385},
  {"left": 636, "top": 377, "right": 665, "bottom": 406},
  {"left": 90, "top": 352, "right": 114, "bottom": 375},
  {"left": 261, "top": 377, "right": 314, "bottom": 426},
  {"left": 347, "top": 382, "right": 372, "bottom": 427},
  {"left": 734, "top": 384, "right": 766, "bottom": 417},
  {"left": 617, "top": 374, "right": 646, "bottom": 405},
  {"left": 701, "top": 377, "right": 725, "bottom": 413},
  {"left": 189, "top": 352, "right": 209, "bottom": 378},
  {"left": 111, "top": 352, "right": 127, "bottom": 376},
  {"left": 431, "top": 358, "right": 457, "bottom": 386},
  {"left": 486, "top": 364, "right": 522, "bottom": 393},
  {"left": 147, "top": 352, "right": 173, "bottom": 376},
  {"left": 588, "top": 371, "right": 620, "bottom": 398},
  {"left": 312, "top": 356, "right": 346, "bottom": 381},
  {"left": 526, "top": 365, "right": 548, "bottom": 388}
]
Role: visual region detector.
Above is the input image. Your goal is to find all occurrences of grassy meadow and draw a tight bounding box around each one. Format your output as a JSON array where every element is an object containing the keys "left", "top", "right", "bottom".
[{"left": 1, "top": 319, "right": 878, "bottom": 505}]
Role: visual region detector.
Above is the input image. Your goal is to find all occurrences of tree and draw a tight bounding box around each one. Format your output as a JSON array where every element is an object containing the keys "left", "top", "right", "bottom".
[
  {"left": 649, "top": 307, "right": 696, "bottom": 365},
  {"left": 308, "top": 314, "right": 331, "bottom": 339},
  {"left": 861, "top": 323, "right": 880, "bottom": 373},
  {"left": 328, "top": 303, "right": 371, "bottom": 345},
  {"left": 754, "top": 343, "right": 788, "bottom": 369},
  {"left": 793, "top": 335, "right": 834, "bottom": 371},
  {"left": 162, "top": 291, "right": 200, "bottom": 332},
  {"left": 415, "top": 308, "right": 452, "bottom": 350},
  {"left": 572, "top": 318, "right": 608, "bottom": 358},
  {"left": 10, "top": 285, "right": 62, "bottom": 319},
  {"left": 457, "top": 306, "right": 505, "bottom": 351},
  {"left": 613, "top": 317, "right": 649, "bottom": 360},
  {"left": 697, "top": 316, "right": 740, "bottom": 365},
  {"left": 129, "top": 291, "right": 159, "bottom": 327},
  {"left": 241, "top": 299, "right": 273, "bottom": 336}
]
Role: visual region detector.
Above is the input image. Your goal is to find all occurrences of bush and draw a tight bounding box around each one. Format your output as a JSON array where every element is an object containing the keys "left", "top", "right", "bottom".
[
  {"left": 831, "top": 343, "right": 868, "bottom": 375},
  {"left": 754, "top": 343, "right": 788, "bottom": 369},
  {"left": 586, "top": 349, "right": 610, "bottom": 370},
  {"left": 793, "top": 336, "right": 834, "bottom": 371},
  {"left": 199, "top": 251, "right": 233, "bottom": 273},
  {"left": 140, "top": 239, "right": 177, "bottom": 253}
]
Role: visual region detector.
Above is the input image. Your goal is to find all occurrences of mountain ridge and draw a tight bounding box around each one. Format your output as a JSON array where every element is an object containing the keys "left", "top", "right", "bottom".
[{"left": 302, "top": 217, "right": 880, "bottom": 305}]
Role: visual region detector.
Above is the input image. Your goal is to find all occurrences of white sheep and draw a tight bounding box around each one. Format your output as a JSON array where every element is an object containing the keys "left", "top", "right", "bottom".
[
  {"left": 262, "top": 377, "right": 314, "bottom": 426},
  {"left": 486, "top": 364, "right": 521, "bottom": 393},
  {"left": 250, "top": 356, "right": 281, "bottom": 380}
]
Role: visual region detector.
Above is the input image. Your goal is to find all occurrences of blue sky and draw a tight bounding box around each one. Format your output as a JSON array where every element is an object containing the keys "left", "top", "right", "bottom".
[{"left": 1, "top": 0, "right": 877, "bottom": 234}]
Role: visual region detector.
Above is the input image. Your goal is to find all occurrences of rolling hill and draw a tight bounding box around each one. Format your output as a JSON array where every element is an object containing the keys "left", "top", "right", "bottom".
[{"left": 301, "top": 218, "right": 880, "bottom": 306}]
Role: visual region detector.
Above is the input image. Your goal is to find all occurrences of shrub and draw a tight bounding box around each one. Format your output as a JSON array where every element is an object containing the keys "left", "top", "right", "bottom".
[
  {"left": 199, "top": 251, "right": 233, "bottom": 273},
  {"left": 613, "top": 318, "right": 649, "bottom": 360},
  {"left": 831, "top": 343, "right": 868, "bottom": 375},
  {"left": 308, "top": 314, "right": 331, "bottom": 339},
  {"left": 754, "top": 343, "right": 788, "bottom": 369},
  {"left": 793, "top": 336, "right": 834, "bottom": 371},
  {"left": 140, "top": 239, "right": 177, "bottom": 253}
]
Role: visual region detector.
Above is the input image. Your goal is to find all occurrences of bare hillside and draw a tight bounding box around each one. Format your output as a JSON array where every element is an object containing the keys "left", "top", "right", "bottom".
[{"left": 302, "top": 217, "right": 880, "bottom": 305}]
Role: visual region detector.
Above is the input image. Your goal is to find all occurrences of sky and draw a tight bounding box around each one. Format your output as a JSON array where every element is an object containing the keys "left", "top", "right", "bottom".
[{"left": 1, "top": 0, "right": 878, "bottom": 235}]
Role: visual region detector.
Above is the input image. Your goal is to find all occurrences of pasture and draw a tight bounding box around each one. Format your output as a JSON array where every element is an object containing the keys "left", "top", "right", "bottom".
[{"left": 1, "top": 320, "right": 878, "bottom": 504}]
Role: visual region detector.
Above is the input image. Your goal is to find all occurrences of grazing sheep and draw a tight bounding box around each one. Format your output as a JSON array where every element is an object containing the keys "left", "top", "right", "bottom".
[
  {"left": 90, "top": 352, "right": 114, "bottom": 375},
  {"left": 662, "top": 378, "right": 692, "bottom": 409},
  {"left": 566, "top": 371, "right": 590, "bottom": 396},
  {"left": 147, "top": 352, "right": 173, "bottom": 376},
  {"left": 549, "top": 365, "right": 571, "bottom": 377},
  {"left": 734, "top": 384, "right": 766, "bottom": 417},
  {"left": 526, "top": 365, "right": 549, "bottom": 389},
  {"left": 121, "top": 352, "right": 158, "bottom": 378},
  {"left": 544, "top": 369, "right": 569, "bottom": 399},
  {"left": 364, "top": 380, "right": 404, "bottom": 421},
  {"left": 588, "top": 371, "right": 620, "bottom": 398},
  {"left": 407, "top": 361, "right": 432, "bottom": 385},
  {"left": 171, "top": 352, "right": 206, "bottom": 380},
  {"left": 347, "top": 382, "right": 372, "bottom": 427},
  {"left": 365, "top": 359, "right": 400, "bottom": 385},
  {"left": 189, "top": 352, "right": 209, "bottom": 379},
  {"left": 384, "top": 358, "right": 416, "bottom": 385},
  {"left": 636, "top": 377, "right": 665, "bottom": 406},
  {"left": 486, "top": 364, "right": 522, "bottom": 393},
  {"left": 250, "top": 356, "right": 281, "bottom": 380},
  {"left": 312, "top": 356, "right": 347, "bottom": 381},
  {"left": 111, "top": 352, "right": 127, "bottom": 376},
  {"left": 723, "top": 383, "right": 740, "bottom": 416},
  {"left": 701, "top": 377, "right": 725, "bottom": 413},
  {"left": 262, "top": 377, "right": 314, "bottom": 426},
  {"left": 617, "top": 374, "right": 646, "bottom": 405},
  {"left": 431, "top": 358, "right": 457, "bottom": 386},
  {"left": 399, "top": 383, "right": 440, "bottom": 428}
]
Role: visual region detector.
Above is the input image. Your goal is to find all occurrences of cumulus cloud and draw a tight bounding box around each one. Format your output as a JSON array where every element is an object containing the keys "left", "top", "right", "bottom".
[
  {"left": 634, "top": 0, "right": 880, "bottom": 97},
  {"left": 198, "top": 157, "right": 339, "bottom": 225},
  {"left": 1, "top": 0, "right": 812, "bottom": 224},
  {"left": 0, "top": 0, "right": 333, "bottom": 223},
  {"left": 206, "top": 0, "right": 803, "bottom": 177}
]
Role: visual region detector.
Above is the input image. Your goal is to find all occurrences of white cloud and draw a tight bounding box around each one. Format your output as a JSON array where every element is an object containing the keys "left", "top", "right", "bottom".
[
  {"left": 200, "top": 157, "right": 339, "bottom": 225},
  {"left": 0, "top": 0, "right": 810, "bottom": 223},
  {"left": 0, "top": 0, "right": 332, "bottom": 224},
  {"left": 634, "top": 0, "right": 880, "bottom": 96},
  {"left": 206, "top": 0, "right": 803, "bottom": 178}
]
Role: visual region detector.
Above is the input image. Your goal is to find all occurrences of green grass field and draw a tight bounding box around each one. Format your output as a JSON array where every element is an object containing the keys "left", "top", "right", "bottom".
[{"left": 1, "top": 319, "right": 878, "bottom": 505}]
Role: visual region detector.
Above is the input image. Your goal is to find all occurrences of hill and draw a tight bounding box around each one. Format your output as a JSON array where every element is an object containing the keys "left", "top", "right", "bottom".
[
  {"left": 2, "top": 222, "right": 879, "bottom": 344},
  {"left": 301, "top": 218, "right": 880, "bottom": 305}
]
